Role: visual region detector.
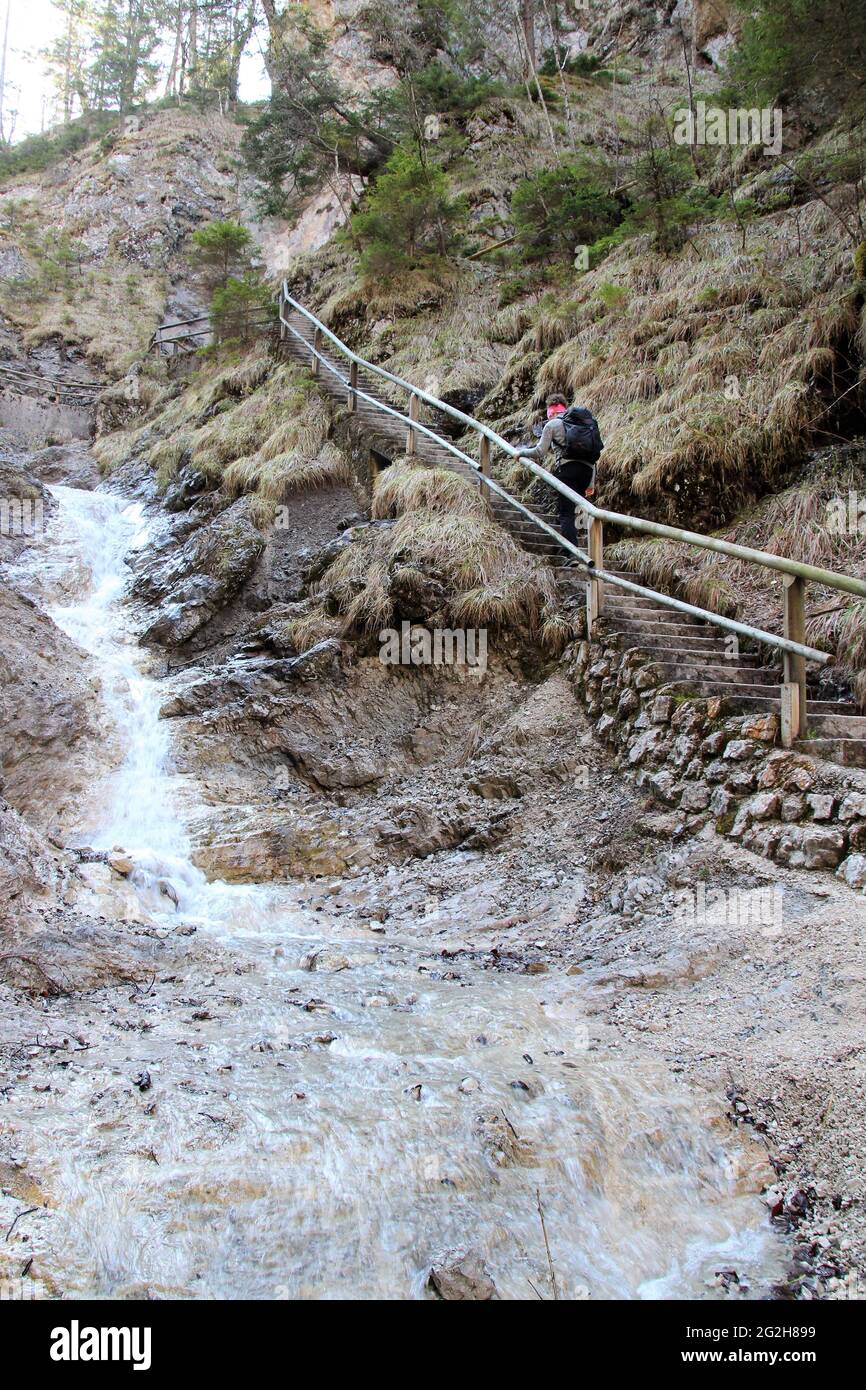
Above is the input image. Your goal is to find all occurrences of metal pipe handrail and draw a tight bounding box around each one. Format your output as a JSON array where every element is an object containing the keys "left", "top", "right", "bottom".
[
  {"left": 279, "top": 300, "right": 829, "bottom": 665},
  {"left": 280, "top": 283, "right": 866, "bottom": 603}
]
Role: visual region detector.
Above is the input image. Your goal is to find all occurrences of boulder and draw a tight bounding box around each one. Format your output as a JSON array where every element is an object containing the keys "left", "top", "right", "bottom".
[
  {"left": 627, "top": 728, "right": 663, "bottom": 766},
  {"left": 837, "top": 854, "right": 866, "bottom": 890},
  {"left": 802, "top": 828, "right": 847, "bottom": 871},
  {"left": 807, "top": 794, "right": 835, "bottom": 822},
  {"left": 838, "top": 794, "right": 866, "bottom": 824},
  {"left": 428, "top": 1251, "right": 498, "bottom": 1301}
]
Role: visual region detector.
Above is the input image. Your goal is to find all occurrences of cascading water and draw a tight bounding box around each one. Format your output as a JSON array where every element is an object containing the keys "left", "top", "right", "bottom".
[{"left": 8, "top": 480, "right": 789, "bottom": 1300}]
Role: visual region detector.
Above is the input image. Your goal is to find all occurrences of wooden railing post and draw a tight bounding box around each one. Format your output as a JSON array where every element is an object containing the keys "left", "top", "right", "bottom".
[
  {"left": 586, "top": 515, "right": 604, "bottom": 634},
  {"left": 781, "top": 574, "right": 807, "bottom": 747},
  {"left": 407, "top": 392, "right": 419, "bottom": 455},
  {"left": 311, "top": 326, "right": 321, "bottom": 377},
  {"left": 479, "top": 435, "right": 493, "bottom": 513},
  {"left": 348, "top": 361, "right": 358, "bottom": 412}
]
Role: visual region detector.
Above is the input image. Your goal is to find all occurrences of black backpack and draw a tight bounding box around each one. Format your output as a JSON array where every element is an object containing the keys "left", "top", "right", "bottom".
[{"left": 556, "top": 406, "right": 604, "bottom": 464}]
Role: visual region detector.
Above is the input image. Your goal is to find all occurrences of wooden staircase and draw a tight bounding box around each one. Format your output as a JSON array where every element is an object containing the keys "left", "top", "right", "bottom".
[
  {"left": 557, "top": 566, "right": 866, "bottom": 763},
  {"left": 274, "top": 294, "right": 866, "bottom": 768}
]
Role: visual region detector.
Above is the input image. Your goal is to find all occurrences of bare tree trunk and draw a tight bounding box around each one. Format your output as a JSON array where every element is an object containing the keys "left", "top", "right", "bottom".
[
  {"left": 0, "top": 0, "right": 10, "bottom": 145},
  {"left": 165, "top": 3, "right": 184, "bottom": 98},
  {"left": 188, "top": 0, "right": 199, "bottom": 90},
  {"left": 522, "top": 0, "right": 535, "bottom": 71},
  {"left": 228, "top": 0, "right": 257, "bottom": 106}
]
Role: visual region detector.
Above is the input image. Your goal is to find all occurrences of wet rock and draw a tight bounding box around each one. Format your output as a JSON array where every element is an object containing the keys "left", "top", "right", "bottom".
[
  {"left": 157, "top": 879, "right": 180, "bottom": 908},
  {"left": 134, "top": 497, "right": 265, "bottom": 647},
  {"left": 28, "top": 443, "right": 101, "bottom": 491},
  {"left": 298, "top": 948, "right": 350, "bottom": 972},
  {"left": 161, "top": 464, "right": 210, "bottom": 513},
  {"left": 428, "top": 1250, "right": 498, "bottom": 1301},
  {"left": 473, "top": 1108, "right": 533, "bottom": 1169}
]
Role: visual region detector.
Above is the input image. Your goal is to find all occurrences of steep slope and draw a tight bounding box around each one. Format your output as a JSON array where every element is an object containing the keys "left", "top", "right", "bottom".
[{"left": 0, "top": 107, "right": 255, "bottom": 379}]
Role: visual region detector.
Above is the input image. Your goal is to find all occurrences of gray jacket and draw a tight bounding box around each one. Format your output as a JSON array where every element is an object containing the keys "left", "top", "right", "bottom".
[
  {"left": 517, "top": 417, "right": 565, "bottom": 463},
  {"left": 517, "top": 417, "right": 597, "bottom": 486}
]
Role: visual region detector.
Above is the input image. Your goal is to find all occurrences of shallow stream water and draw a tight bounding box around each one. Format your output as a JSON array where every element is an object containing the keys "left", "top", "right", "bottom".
[{"left": 8, "top": 482, "right": 787, "bottom": 1300}]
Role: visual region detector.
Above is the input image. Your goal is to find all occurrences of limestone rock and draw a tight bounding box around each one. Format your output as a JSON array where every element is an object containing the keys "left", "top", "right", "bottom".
[
  {"left": 0, "top": 585, "right": 102, "bottom": 829},
  {"left": 134, "top": 497, "right": 265, "bottom": 647},
  {"left": 837, "top": 854, "right": 866, "bottom": 890},
  {"left": 838, "top": 794, "right": 866, "bottom": 824}
]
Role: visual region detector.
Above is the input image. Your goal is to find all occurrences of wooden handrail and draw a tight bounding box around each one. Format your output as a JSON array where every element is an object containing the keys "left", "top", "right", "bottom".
[
  {"left": 274, "top": 282, "right": 866, "bottom": 743},
  {"left": 280, "top": 284, "right": 866, "bottom": 603}
]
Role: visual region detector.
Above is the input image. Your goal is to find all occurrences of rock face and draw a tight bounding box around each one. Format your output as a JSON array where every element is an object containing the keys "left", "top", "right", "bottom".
[
  {"left": 572, "top": 636, "right": 866, "bottom": 882},
  {"left": 0, "top": 585, "right": 102, "bottom": 830},
  {"left": 0, "top": 453, "right": 54, "bottom": 564},
  {"left": 132, "top": 497, "right": 265, "bottom": 647},
  {"left": 28, "top": 443, "right": 101, "bottom": 491},
  {"left": 0, "top": 799, "right": 61, "bottom": 929}
]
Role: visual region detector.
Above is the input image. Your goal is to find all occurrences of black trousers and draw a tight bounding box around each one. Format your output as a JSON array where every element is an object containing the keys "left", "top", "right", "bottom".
[{"left": 553, "top": 459, "right": 594, "bottom": 545}]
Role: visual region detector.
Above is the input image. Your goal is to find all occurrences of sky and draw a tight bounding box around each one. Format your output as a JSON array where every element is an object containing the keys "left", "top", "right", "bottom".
[{"left": 1, "top": 0, "right": 270, "bottom": 141}]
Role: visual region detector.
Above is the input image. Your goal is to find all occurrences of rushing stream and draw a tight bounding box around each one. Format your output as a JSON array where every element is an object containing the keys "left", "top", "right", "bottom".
[{"left": 9, "top": 481, "right": 789, "bottom": 1299}]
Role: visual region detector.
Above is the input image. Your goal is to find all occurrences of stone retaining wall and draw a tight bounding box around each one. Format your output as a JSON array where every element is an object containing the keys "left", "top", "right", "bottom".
[{"left": 569, "top": 638, "right": 866, "bottom": 888}]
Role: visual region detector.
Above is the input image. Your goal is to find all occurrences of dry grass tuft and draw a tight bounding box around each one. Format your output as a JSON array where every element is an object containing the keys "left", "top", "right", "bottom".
[
  {"left": 477, "top": 202, "right": 865, "bottom": 530},
  {"left": 313, "top": 464, "right": 567, "bottom": 648},
  {"left": 96, "top": 343, "right": 356, "bottom": 506},
  {"left": 371, "top": 459, "right": 486, "bottom": 520}
]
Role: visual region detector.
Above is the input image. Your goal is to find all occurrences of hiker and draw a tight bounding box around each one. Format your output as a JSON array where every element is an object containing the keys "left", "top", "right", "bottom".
[{"left": 516, "top": 393, "right": 603, "bottom": 546}]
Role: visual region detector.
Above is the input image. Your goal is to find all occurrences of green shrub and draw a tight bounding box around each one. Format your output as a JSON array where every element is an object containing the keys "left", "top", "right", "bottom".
[
  {"left": 211, "top": 276, "right": 275, "bottom": 343},
  {"left": 351, "top": 147, "right": 466, "bottom": 273},
  {"left": 190, "top": 220, "right": 253, "bottom": 293},
  {"left": 511, "top": 158, "right": 620, "bottom": 263}
]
